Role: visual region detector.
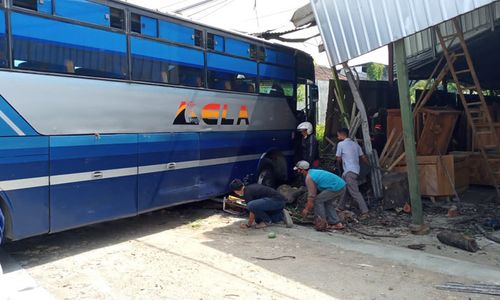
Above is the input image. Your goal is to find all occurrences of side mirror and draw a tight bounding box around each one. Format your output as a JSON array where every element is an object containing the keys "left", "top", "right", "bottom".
[{"left": 309, "top": 84, "right": 319, "bottom": 102}]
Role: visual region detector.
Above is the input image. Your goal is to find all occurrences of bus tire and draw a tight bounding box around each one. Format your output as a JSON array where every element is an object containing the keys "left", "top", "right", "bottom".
[
  {"left": 0, "top": 206, "right": 4, "bottom": 245},
  {"left": 258, "top": 159, "right": 277, "bottom": 188}
]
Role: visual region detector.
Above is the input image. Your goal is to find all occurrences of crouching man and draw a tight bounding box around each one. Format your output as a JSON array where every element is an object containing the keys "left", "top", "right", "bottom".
[
  {"left": 294, "top": 160, "right": 346, "bottom": 230},
  {"left": 229, "top": 179, "right": 293, "bottom": 229}
]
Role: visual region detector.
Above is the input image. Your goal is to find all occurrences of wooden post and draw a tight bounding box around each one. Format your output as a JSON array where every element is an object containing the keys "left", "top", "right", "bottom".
[
  {"left": 331, "top": 67, "right": 350, "bottom": 128},
  {"left": 394, "top": 39, "right": 423, "bottom": 225}
]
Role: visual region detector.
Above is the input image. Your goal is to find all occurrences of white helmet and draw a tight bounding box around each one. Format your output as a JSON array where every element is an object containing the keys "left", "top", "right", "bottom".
[{"left": 297, "top": 121, "right": 313, "bottom": 135}]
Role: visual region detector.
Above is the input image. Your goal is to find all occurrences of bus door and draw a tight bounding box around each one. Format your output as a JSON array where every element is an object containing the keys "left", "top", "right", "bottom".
[
  {"left": 137, "top": 133, "right": 200, "bottom": 212},
  {"left": 49, "top": 134, "right": 138, "bottom": 232}
]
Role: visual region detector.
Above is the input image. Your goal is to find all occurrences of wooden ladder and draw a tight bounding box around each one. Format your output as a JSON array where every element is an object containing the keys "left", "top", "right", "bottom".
[{"left": 436, "top": 18, "right": 500, "bottom": 198}]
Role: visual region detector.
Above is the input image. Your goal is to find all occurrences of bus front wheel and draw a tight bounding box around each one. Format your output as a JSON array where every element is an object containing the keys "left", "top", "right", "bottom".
[
  {"left": 258, "top": 159, "right": 277, "bottom": 188},
  {"left": 0, "top": 207, "right": 4, "bottom": 245}
]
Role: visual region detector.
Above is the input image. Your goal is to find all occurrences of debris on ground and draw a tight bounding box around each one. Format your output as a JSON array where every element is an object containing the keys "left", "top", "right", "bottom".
[
  {"left": 407, "top": 244, "right": 426, "bottom": 250},
  {"left": 435, "top": 282, "right": 500, "bottom": 296},
  {"left": 436, "top": 231, "right": 479, "bottom": 252},
  {"left": 474, "top": 223, "right": 500, "bottom": 244}
]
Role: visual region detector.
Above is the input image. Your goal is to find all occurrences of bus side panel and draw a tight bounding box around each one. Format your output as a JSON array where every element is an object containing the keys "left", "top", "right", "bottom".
[
  {"left": 198, "top": 131, "right": 293, "bottom": 196},
  {"left": 0, "top": 137, "right": 49, "bottom": 240},
  {"left": 138, "top": 133, "right": 200, "bottom": 212},
  {"left": 49, "top": 135, "right": 138, "bottom": 232}
]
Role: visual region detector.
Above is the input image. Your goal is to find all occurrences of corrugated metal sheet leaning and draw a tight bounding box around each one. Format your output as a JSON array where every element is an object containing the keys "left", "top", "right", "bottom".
[{"left": 310, "top": 0, "right": 498, "bottom": 65}]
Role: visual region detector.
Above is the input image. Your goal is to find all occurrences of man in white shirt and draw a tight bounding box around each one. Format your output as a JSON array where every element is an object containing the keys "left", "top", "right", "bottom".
[{"left": 335, "top": 128, "right": 369, "bottom": 218}]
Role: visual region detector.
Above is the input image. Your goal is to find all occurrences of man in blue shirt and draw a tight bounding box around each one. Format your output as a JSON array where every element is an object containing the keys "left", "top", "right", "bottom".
[{"left": 294, "top": 160, "right": 346, "bottom": 230}]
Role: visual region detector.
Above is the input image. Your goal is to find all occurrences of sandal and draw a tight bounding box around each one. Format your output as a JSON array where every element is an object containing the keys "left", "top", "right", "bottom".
[
  {"left": 255, "top": 222, "right": 269, "bottom": 229},
  {"left": 359, "top": 213, "right": 370, "bottom": 220},
  {"left": 328, "top": 222, "right": 345, "bottom": 230}
]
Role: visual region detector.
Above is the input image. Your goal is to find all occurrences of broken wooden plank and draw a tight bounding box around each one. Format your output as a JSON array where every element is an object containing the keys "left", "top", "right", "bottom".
[
  {"left": 436, "top": 231, "right": 479, "bottom": 252},
  {"left": 379, "top": 128, "right": 396, "bottom": 164}
]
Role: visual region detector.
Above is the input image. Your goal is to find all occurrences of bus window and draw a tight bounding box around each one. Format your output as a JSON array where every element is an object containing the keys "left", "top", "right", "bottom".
[
  {"left": 207, "top": 53, "right": 256, "bottom": 92},
  {"left": 13, "top": 0, "right": 36, "bottom": 10},
  {"left": 225, "top": 38, "right": 250, "bottom": 58},
  {"left": 130, "top": 13, "right": 157, "bottom": 37},
  {"left": 110, "top": 7, "right": 125, "bottom": 30},
  {"left": 259, "top": 63, "right": 295, "bottom": 96},
  {"left": 264, "top": 48, "right": 295, "bottom": 67},
  {"left": 259, "top": 80, "right": 294, "bottom": 97},
  {"left": 0, "top": 9, "right": 5, "bottom": 68},
  {"left": 249, "top": 44, "right": 262, "bottom": 60},
  {"left": 13, "top": 0, "right": 52, "bottom": 13},
  {"left": 131, "top": 13, "right": 141, "bottom": 34},
  {"left": 207, "top": 33, "right": 224, "bottom": 52},
  {"left": 56, "top": 0, "right": 112, "bottom": 27},
  {"left": 159, "top": 20, "right": 202, "bottom": 47},
  {"left": 130, "top": 36, "right": 204, "bottom": 87},
  {"left": 11, "top": 12, "right": 127, "bottom": 79}
]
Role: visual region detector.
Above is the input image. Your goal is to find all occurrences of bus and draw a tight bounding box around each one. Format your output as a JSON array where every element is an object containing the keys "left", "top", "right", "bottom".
[{"left": 0, "top": 0, "right": 316, "bottom": 242}]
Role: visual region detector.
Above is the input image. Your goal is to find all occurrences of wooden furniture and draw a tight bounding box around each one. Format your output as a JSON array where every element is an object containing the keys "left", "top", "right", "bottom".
[
  {"left": 386, "top": 109, "right": 402, "bottom": 137},
  {"left": 473, "top": 122, "right": 500, "bottom": 150},
  {"left": 466, "top": 152, "right": 500, "bottom": 186},
  {"left": 416, "top": 108, "right": 460, "bottom": 155},
  {"left": 394, "top": 154, "right": 469, "bottom": 198}
]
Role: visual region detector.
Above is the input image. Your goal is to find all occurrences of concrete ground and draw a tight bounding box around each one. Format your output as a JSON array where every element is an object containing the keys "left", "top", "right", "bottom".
[{"left": 1, "top": 201, "right": 499, "bottom": 300}]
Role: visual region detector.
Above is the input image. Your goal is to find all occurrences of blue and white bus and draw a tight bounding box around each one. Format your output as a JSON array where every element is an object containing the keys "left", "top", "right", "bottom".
[{"left": 0, "top": 0, "right": 316, "bottom": 242}]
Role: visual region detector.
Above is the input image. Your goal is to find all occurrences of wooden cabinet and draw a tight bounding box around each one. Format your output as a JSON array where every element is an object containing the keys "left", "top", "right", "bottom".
[
  {"left": 473, "top": 123, "right": 500, "bottom": 150},
  {"left": 394, "top": 154, "right": 469, "bottom": 197},
  {"left": 386, "top": 109, "right": 402, "bottom": 137},
  {"left": 416, "top": 108, "right": 460, "bottom": 155},
  {"left": 466, "top": 152, "right": 500, "bottom": 186}
]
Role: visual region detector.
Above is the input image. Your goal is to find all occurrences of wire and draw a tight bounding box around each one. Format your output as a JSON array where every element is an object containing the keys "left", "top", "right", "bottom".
[
  {"left": 194, "top": 0, "right": 234, "bottom": 19},
  {"left": 240, "top": 8, "right": 297, "bottom": 23},
  {"left": 254, "top": 0, "right": 260, "bottom": 29},
  {"left": 174, "top": 0, "right": 219, "bottom": 14},
  {"left": 187, "top": 0, "right": 227, "bottom": 17},
  {"left": 157, "top": 1, "right": 188, "bottom": 11}
]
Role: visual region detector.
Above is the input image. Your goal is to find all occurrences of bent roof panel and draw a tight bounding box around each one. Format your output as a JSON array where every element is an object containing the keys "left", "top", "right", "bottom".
[{"left": 311, "top": 0, "right": 498, "bottom": 65}]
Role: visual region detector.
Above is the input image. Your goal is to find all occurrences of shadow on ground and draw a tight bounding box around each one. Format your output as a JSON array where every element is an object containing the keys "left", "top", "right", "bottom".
[{"left": 0, "top": 200, "right": 221, "bottom": 272}]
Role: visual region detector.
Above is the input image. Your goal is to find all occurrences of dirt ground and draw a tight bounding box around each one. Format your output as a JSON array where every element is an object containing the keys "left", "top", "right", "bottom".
[
  {"left": 324, "top": 190, "right": 500, "bottom": 269},
  {"left": 336, "top": 186, "right": 500, "bottom": 268},
  {"left": 1, "top": 200, "right": 499, "bottom": 300}
]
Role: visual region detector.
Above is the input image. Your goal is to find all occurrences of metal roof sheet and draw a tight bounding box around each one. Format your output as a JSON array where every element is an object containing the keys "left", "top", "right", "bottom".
[{"left": 311, "top": 0, "right": 499, "bottom": 65}]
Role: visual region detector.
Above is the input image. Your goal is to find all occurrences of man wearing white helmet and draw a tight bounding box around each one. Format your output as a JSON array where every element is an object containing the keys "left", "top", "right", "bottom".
[{"left": 296, "top": 121, "right": 319, "bottom": 167}]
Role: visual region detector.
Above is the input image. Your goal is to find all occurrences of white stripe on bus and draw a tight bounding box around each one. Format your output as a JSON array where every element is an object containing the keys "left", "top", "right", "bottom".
[
  {"left": 0, "top": 152, "right": 293, "bottom": 191},
  {"left": 0, "top": 176, "right": 48, "bottom": 191},
  {"left": 50, "top": 167, "right": 138, "bottom": 185},
  {"left": 0, "top": 110, "right": 25, "bottom": 136},
  {"left": 138, "top": 153, "right": 262, "bottom": 174}
]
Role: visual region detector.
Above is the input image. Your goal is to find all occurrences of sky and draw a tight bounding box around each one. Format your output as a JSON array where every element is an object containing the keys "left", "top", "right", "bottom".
[{"left": 124, "top": 0, "right": 388, "bottom": 67}]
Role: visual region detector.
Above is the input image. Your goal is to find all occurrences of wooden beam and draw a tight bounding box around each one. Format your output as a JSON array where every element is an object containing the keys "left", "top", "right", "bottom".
[
  {"left": 394, "top": 39, "right": 423, "bottom": 225},
  {"left": 331, "top": 67, "right": 350, "bottom": 128},
  {"left": 342, "top": 63, "right": 373, "bottom": 154}
]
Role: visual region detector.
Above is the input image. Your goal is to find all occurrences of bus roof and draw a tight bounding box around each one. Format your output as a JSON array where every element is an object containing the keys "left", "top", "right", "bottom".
[{"left": 105, "top": 0, "right": 312, "bottom": 58}]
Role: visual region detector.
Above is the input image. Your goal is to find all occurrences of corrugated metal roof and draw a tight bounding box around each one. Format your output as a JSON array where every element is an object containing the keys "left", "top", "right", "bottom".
[
  {"left": 405, "top": 2, "right": 500, "bottom": 68},
  {"left": 311, "top": 0, "right": 499, "bottom": 65}
]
